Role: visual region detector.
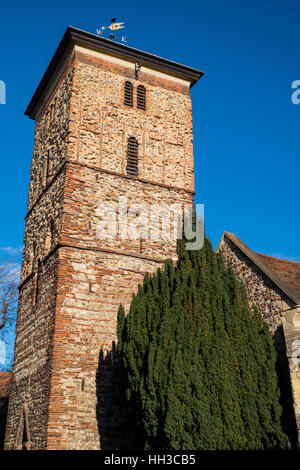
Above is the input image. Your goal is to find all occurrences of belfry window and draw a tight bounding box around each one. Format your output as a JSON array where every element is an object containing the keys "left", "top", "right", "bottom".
[
  {"left": 124, "top": 81, "right": 133, "bottom": 107},
  {"left": 126, "top": 137, "right": 138, "bottom": 177},
  {"left": 137, "top": 85, "right": 146, "bottom": 110}
]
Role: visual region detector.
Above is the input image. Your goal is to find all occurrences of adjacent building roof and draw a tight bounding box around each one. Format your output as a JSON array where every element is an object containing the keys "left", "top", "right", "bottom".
[
  {"left": 255, "top": 252, "right": 300, "bottom": 297},
  {"left": 218, "top": 232, "right": 300, "bottom": 305},
  {"left": 25, "top": 26, "right": 204, "bottom": 119}
]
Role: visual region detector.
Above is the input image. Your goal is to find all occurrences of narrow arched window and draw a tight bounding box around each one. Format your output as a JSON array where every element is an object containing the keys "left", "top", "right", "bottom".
[
  {"left": 42, "top": 150, "right": 50, "bottom": 188},
  {"left": 45, "top": 219, "right": 55, "bottom": 254},
  {"left": 124, "top": 81, "right": 133, "bottom": 107},
  {"left": 137, "top": 85, "right": 146, "bottom": 110},
  {"left": 35, "top": 259, "right": 41, "bottom": 305},
  {"left": 126, "top": 137, "right": 138, "bottom": 176},
  {"left": 31, "top": 241, "right": 36, "bottom": 274},
  {"left": 46, "top": 108, "right": 50, "bottom": 131},
  {"left": 32, "top": 255, "right": 39, "bottom": 307},
  {"left": 51, "top": 98, "right": 56, "bottom": 122}
]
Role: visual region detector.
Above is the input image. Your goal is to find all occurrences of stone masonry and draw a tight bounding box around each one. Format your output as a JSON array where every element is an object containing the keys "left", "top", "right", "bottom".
[
  {"left": 218, "top": 234, "right": 295, "bottom": 334},
  {"left": 218, "top": 232, "right": 300, "bottom": 446},
  {"left": 4, "top": 27, "right": 203, "bottom": 449}
]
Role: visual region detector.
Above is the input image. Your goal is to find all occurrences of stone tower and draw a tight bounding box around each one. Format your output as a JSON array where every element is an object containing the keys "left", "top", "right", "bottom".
[{"left": 5, "top": 27, "right": 203, "bottom": 450}]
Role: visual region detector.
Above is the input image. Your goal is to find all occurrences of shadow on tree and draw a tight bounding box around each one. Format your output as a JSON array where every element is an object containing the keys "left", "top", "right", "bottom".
[
  {"left": 95, "top": 235, "right": 295, "bottom": 450},
  {"left": 94, "top": 326, "right": 298, "bottom": 450}
]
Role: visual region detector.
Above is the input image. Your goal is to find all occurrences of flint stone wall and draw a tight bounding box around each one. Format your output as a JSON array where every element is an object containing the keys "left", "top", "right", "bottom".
[{"left": 5, "top": 48, "right": 196, "bottom": 450}]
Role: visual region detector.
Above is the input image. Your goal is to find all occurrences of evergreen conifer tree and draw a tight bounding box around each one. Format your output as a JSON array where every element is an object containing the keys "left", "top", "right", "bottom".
[{"left": 117, "top": 237, "right": 287, "bottom": 449}]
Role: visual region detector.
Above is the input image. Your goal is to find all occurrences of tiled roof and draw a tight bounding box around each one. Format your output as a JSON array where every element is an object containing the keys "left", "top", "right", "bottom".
[
  {"left": 255, "top": 253, "right": 300, "bottom": 298},
  {"left": 219, "top": 232, "right": 300, "bottom": 305}
]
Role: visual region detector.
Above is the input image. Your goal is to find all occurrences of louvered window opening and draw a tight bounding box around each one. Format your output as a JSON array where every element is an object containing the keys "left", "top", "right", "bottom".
[
  {"left": 126, "top": 137, "right": 138, "bottom": 176},
  {"left": 137, "top": 85, "right": 146, "bottom": 110},
  {"left": 124, "top": 81, "right": 133, "bottom": 107}
]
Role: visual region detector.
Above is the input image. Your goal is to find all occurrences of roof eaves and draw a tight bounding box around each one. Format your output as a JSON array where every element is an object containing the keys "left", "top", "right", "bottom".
[
  {"left": 25, "top": 26, "right": 204, "bottom": 119},
  {"left": 221, "top": 231, "right": 300, "bottom": 305}
]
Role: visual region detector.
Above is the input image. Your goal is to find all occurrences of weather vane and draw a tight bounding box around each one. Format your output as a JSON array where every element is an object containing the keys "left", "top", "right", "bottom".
[{"left": 97, "top": 18, "right": 126, "bottom": 43}]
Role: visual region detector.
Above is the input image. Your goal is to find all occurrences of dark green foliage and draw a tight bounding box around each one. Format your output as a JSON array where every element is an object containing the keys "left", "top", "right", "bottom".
[{"left": 117, "top": 237, "right": 287, "bottom": 449}]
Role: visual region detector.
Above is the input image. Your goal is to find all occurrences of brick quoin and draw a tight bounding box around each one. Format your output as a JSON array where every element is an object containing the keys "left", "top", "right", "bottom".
[{"left": 4, "top": 27, "right": 203, "bottom": 450}]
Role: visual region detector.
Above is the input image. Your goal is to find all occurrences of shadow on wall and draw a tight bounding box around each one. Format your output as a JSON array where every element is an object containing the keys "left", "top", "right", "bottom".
[
  {"left": 0, "top": 398, "right": 8, "bottom": 449},
  {"left": 96, "top": 343, "right": 136, "bottom": 450},
  {"left": 274, "top": 324, "right": 299, "bottom": 449}
]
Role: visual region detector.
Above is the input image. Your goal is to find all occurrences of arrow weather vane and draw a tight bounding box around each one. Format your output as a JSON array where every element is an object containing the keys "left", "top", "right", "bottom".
[{"left": 97, "top": 18, "right": 126, "bottom": 42}]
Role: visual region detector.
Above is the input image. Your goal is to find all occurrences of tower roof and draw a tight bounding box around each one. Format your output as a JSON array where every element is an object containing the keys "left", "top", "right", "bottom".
[{"left": 25, "top": 26, "right": 204, "bottom": 119}]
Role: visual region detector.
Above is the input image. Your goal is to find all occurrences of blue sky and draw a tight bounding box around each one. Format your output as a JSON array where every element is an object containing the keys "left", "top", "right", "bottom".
[{"left": 0, "top": 1, "right": 299, "bottom": 366}]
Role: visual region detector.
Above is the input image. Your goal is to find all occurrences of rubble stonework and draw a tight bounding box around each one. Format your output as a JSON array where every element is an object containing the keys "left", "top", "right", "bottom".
[
  {"left": 283, "top": 307, "right": 300, "bottom": 444},
  {"left": 4, "top": 62, "right": 73, "bottom": 450},
  {"left": 218, "top": 235, "right": 294, "bottom": 335},
  {"left": 218, "top": 232, "right": 300, "bottom": 445},
  {"left": 5, "top": 28, "right": 202, "bottom": 449}
]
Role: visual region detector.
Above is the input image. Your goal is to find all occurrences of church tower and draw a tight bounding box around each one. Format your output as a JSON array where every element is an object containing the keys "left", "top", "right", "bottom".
[{"left": 4, "top": 27, "right": 203, "bottom": 449}]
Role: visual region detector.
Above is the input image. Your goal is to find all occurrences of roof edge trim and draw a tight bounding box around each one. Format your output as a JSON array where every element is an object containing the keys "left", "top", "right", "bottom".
[
  {"left": 218, "top": 231, "right": 300, "bottom": 305},
  {"left": 25, "top": 26, "right": 204, "bottom": 119}
]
